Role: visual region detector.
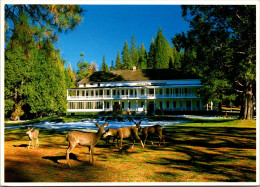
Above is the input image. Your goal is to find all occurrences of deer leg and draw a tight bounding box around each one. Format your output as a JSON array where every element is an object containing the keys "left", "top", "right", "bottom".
[
  {"left": 131, "top": 139, "right": 135, "bottom": 149},
  {"left": 143, "top": 134, "right": 148, "bottom": 147},
  {"left": 28, "top": 140, "right": 31, "bottom": 149},
  {"left": 36, "top": 138, "right": 39, "bottom": 147},
  {"left": 66, "top": 142, "right": 76, "bottom": 167},
  {"left": 119, "top": 137, "right": 123, "bottom": 149},
  {"left": 91, "top": 146, "right": 95, "bottom": 165}
]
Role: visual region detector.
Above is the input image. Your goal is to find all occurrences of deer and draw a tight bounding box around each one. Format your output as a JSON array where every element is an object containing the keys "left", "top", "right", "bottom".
[
  {"left": 114, "top": 125, "right": 144, "bottom": 149},
  {"left": 26, "top": 127, "right": 39, "bottom": 149},
  {"left": 66, "top": 122, "right": 108, "bottom": 167},
  {"left": 102, "top": 128, "right": 118, "bottom": 146},
  {"left": 134, "top": 121, "right": 165, "bottom": 147}
]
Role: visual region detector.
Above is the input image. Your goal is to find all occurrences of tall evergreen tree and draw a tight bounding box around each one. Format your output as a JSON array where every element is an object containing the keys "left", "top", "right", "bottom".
[
  {"left": 110, "top": 60, "right": 115, "bottom": 71},
  {"left": 115, "top": 51, "right": 122, "bottom": 70},
  {"left": 154, "top": 27, "right": 169, "bottom": 69},
  {"left": 101, "top": 56, "right": 109, "bottom": 72},
  {"left": 76, "top": 53, "right": 90, "bottom": 81},
  {"left": 137, "top": 43, "right": 147, "bottom": 69},
  {"left": 173, "top": 5, "right": 256, "bottom": 119},
  {"left": 147, "top": 38, "right": 156, "bottom": 69},
  {"left": 130, "top": 35, "right": 139, "bottom": 67},
  {"left": 121, "top": 41, "right": 133, "bottom": 70}
]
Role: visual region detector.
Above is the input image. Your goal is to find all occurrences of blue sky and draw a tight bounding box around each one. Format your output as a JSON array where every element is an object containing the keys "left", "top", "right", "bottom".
[{"left": 55, "top": 5, "right": 190, "bottom": 71}]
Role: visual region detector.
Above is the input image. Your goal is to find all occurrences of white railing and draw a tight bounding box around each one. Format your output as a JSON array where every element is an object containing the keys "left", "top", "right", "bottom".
[{"left": 67, "top": 93, "right": 198, "bottom": 100}]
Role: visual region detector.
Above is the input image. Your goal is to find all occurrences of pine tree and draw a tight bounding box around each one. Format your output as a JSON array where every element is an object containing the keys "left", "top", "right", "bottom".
[
  {"left": 115, "top": 51, "right": 122, "bottom": 70},
  {"left": 130, "top": 35, "right": 139, "bottom": 67},
  {"left": 121, "top": 41, "right": 133, "bottom": 70},
  {"left": 154, "top": 27, "right": 168, "bottom": 69},
  {"left": 101, "top": 56, "right": 109, "bottom": 72},
  {"left": 173, "top": 5, "right": 256, "bottom": 119},
  {"left": 110, "top": 60, "right": 115, "bottom": 71},
  {"left": 137, "top": 43, "right": 147, "bottom": 69},
  {"left": 147, "top": 38, "right": 156, "bottom": 69},
  {"left": 76, "top": 53, "right": 90, "bottom": 81}
]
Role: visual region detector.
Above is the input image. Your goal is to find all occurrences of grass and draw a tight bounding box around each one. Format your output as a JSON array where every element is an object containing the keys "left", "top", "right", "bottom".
[{"left": 4, "top": 119, "right": 256, "bottom": 183}]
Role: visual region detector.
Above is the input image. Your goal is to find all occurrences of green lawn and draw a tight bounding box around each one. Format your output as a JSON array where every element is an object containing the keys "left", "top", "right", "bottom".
[{"left": 4, "top": 119, "right": 256, "bottom": 183}]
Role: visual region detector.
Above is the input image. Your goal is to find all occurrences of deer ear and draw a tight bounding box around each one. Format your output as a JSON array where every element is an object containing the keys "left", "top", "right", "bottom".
[
  {"left": 95, "top": 123, "right": 100, "bottom": 127},
  {"left": 139, "top": 120, "right": 142, "bottom": 124},
  {"left": 104, "top": 123, "right": 109, "bottom": 127},
  {"left": 134, "top": 122, "right": 137, "bottom": 125}
]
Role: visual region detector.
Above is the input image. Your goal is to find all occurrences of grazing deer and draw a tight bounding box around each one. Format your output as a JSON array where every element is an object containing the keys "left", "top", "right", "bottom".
[
  {"left": 103, "top": 128, "right": 118, "bottom": 146},
  {"left": 116, "top": 126, "right": 144, "bottom": 149},
  {"left": 66, "top": 122, "right": 108, "bottom": 166},
  {"left": 134, "top": 121, "right": 165, "bottom": 147},
  {"left": 26, "top": 127, "right": 39, "bottom": 149}
]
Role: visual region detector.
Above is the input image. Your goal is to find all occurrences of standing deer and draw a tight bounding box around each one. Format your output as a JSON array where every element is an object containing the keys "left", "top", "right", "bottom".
[
  {"left": 66, "top": 122, "right": 108, "bottom": 166},
  {"left": 134, "top": 121, "right": 165, "bottom": 147},
  {"left": 113, "top": 126, "right": 144, "bottom": 149},
  {"left": 103, "top": 128, "right": 118, "bottom": 146},
  {"left": 26, "top": 127, "right": 39, "bottom": 149}
]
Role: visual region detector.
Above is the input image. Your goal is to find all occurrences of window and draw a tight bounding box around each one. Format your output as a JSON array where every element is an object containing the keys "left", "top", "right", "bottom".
[
  {"left": 175, "top": 88, "right": 179, "bottom": 95},
  {"left": 84, "top": 83, "right": 86, "bottom": 87},
  {"left": 186, "top": 101, "right": 191, "bottom": 108},
  {"left": 129, "top": 89, "right": 132, "bottom": 95},
  {"left": 149, "top": 89, "right": 154, "bottom": 94},
  {"left": 91, "top": 90, "right": 94, "bottom": 96},
  {"left": 122, "top": 90, "right": 125, "bottom": 95},
  {"left": 128, "top": 102, "right": 131, "bottom": 109},
  {"left": 82, "top": 91, "right": 85, "bottom": 96},
  {"left": 98, "top": 83, "right": 100, "bottom": 87},
  {"left": 77, "top": 90, "right": 79, "bottom": 96},
  {"left": 173, "top": 101, "right": 177, "bottom": 108},
  {"left": 122, "top": 102, "right": 124, "bottom": 109},
  {"left": 141, "top": 101, "right": 144, "bottom": 107},
  {"left": 141, "top": 89, "right": 144, "bottom": 95},
  {"left": 99, "top": 90, "right": 103, "bottom": 95},
  {"left": 160, "top": 101, "right": 163, "bottom": 109},
  {"left": 107, "top": 90, "right": 110, "bottom": 95},
  {"left": 166, "top": 88, "right": 169, "bottom": 95},
  {"left": 160, "top": 89, "right": 162, "bottom": 95},
  {"left": 197, "top": 100, "right": 200, "bottom": 108},
  {"left": 113, "top": 90, "right": 116, "bottom": 95},
  {"left": 167, "top": 101, "right": 170, "bottom": 108}
]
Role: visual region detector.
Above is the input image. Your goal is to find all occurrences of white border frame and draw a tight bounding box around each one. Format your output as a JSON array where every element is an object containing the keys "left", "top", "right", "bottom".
[{"left": 1, "top": 0, "right": 259, "bottom": 186}]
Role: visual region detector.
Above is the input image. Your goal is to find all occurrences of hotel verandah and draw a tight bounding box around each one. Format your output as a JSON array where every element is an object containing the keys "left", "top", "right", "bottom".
[{"left": 66, "top": 68, "right": 209, "bottom": 115}]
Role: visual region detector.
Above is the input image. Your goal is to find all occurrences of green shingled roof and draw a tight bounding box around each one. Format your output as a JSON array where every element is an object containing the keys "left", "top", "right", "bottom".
[{"left": 78, "top": 69, "right": 200, "bottom": 84}]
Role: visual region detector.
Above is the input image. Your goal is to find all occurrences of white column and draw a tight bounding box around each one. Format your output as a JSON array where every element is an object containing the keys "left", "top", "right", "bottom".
[
  {"left": 110, "top": 100, "right": 113, "bottom": 111},
  {"left": 102, "top": 101, "right": 105, "bottom": 111},
  {"left": 145, "top": 88, "right": 147, "bottom": 96},
  {"left": 211, "top": 101, "right": 213, "bottom": 110},
  {"left": 145, "top": 100, "right": 147, "bottom": 112},
  {"left": 110, "top": 89, "right": 112, "bottom": 98}
]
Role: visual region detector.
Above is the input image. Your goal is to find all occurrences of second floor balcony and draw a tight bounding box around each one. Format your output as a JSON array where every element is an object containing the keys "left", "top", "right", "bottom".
[{"left": 67, "top": 93, "right": 198, "bottom": 100}]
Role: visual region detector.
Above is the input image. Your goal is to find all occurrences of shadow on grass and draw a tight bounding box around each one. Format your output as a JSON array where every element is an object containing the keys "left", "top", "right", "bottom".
[
  {"left": 146, "top": 126, "right": 256, "bottom": 182},
  {"left": 5, "top": 167, "right": 33, "bottom": 182},
  {"left": 13, "top": 144, "right": 28, "bottom": 147},
  {"left": 42, "top": 153, "right": 80, "bottom": 164}
]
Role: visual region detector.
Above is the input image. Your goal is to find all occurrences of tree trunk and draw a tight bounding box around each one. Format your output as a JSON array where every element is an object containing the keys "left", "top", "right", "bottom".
[{"left": 240, "top": 84, "right": 254, "bottom": 119}]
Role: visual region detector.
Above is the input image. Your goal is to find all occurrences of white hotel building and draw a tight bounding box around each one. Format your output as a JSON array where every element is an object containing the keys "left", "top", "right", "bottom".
[{"left": 67, "top": 69, "right": 205, "bottom": 114}]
